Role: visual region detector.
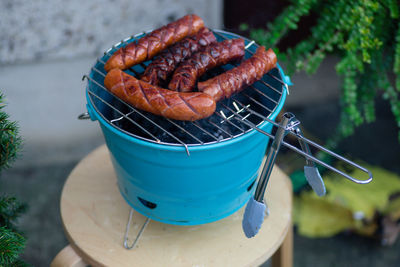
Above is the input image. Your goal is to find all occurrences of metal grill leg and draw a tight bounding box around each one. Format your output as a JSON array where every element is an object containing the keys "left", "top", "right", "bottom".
[{"left": 123, "top": 208, "right": 150, "bottom": 249}]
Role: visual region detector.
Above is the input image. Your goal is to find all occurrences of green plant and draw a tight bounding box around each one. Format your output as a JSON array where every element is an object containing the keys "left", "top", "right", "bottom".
[
  {"left": 0, "top": 196, "right": 27, "bottom": 267},
  {"left": 242, "top": 0, "right": 400, "bottom": 146},
  {"left": 0, "top": 94, "right": 22, "bottom": 169},
  {"left": 0, "top": 93, "right": 26, "bottom": 266}
]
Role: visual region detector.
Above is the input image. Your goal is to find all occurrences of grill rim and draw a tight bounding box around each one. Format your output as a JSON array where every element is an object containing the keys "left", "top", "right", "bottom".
[{"left": 85, "top": 29, "right": 288, "bottom": 151}]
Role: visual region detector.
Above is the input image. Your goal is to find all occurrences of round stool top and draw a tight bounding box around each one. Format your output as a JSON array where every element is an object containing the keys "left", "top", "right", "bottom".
[{"left": 61, "top": 145, "right": 292, "bottom": 267}]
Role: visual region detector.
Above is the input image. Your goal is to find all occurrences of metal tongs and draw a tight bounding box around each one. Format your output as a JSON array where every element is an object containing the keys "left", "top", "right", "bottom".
[{"left": 241, "top": 112, "right": 373, "bottom": 238}]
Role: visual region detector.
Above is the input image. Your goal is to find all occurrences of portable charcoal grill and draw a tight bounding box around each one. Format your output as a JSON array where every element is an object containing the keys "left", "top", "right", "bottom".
[{"left": 79, "top": 29, "right": 372, "bottom": 248}]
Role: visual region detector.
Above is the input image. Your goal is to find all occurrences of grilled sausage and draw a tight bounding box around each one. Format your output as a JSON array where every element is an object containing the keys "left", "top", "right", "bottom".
[
  {"left": 141, "top": 28, "right": 216, "bottom": 87},
  {"left": 104, "top": 14, "right": 204, "bottom": 72},
  {"left": 168, "top": 39, "right": 245, "bottom": 92},
  {"left": 104, "top": 69, "right": 216, "bottom": 121},
  {"left": 198, "top": 47, "right": 277, "bottom": 102}
]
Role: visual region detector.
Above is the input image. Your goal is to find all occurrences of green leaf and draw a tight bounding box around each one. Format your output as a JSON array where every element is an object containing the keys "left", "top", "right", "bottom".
[
  {"left": 239, "top": 23, "right": 249, "bottom": 31},
  {"left": 388, "top": 0, "right": 399, "bottom": 18},
  {"left": 246, "top": 0, "right": 400, "bottom": 143}
]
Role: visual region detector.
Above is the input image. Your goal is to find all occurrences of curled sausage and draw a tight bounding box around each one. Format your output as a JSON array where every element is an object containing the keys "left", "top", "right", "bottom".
[
  {"left": 141, "top": 28, "right": 216, "bottom": 87},
  {"left": 104, "top": 14, "right": 204, "bottom": 72},
  {"left": 198, "top": 47, "right": 277, "bottom": 102},
  {"left": 104, "top": 69, "right": 216, "bottom": 121},
  {"left": 168, "top": 38, "right": 245, "bottom": 92}
]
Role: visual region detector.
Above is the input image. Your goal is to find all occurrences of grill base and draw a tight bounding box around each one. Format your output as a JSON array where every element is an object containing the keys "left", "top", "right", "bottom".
[
  {"left": 100, "top": 120, "right": 276, "bottom": 225},
  {"left": 117, "top": 174, "right": 257, "bottom": 225}
]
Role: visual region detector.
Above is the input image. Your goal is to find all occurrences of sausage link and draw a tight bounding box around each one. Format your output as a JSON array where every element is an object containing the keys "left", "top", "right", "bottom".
[
  {"left": 104, "top": 69, "right": 216, "bottom": 121},
  {"left": 198, "top": 47, "right": 277, "bottom": 102},
  {"left": 104, "top": 14, "right": 204, "bottom": 72},
  {"left": 168, "top": 39, "right": 245, "bottom": 92},
  {"left": 141, "top": 28, "right": 216, "bottom": 87}
]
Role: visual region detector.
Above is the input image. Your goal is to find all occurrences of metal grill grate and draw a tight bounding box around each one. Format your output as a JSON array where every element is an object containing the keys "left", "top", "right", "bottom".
[{"left": 83, "top": 30, "right": 287, "bottom": 153}]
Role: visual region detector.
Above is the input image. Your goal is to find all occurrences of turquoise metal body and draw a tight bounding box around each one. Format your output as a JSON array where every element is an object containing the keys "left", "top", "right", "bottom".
[{"left": 85, "top": 30, "right": 288, "bottom": 225}]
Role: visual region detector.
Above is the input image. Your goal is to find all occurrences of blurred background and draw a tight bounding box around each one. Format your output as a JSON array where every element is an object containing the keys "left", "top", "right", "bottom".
[{"left": 1, "top": 0, "right": 399, "bottom": 266}]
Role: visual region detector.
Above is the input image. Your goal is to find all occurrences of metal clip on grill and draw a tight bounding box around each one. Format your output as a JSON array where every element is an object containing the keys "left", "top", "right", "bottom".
[{"left": 80, "top": 29, "right": 373, "bottom": 246}]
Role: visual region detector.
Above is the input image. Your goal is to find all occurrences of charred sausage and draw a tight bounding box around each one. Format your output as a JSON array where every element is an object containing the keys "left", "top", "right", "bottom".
[
  {"left": 141, "top": 28, "right": 216, "bottom": 87},
  {"left": 104, "top": 69, "right": 216, "bottom": 121},
  {"left": 104, "top": 14, "right": 204, "bottom": 72},
  {"left": 168, "top": 39, "right": 245, "bottom": 92},
  {"left": 198, "top": 47, "right": 277, "bottom": 102}
]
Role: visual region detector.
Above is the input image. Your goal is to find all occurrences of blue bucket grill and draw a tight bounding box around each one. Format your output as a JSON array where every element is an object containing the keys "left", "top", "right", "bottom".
[{"left": 84, "top": 29, "right": 288, "bottom": 225}]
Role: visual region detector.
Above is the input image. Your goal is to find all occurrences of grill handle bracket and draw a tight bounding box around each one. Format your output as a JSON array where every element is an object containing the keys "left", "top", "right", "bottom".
[{"left": 78, "top": 112, "right": 91, "bottom": 120}]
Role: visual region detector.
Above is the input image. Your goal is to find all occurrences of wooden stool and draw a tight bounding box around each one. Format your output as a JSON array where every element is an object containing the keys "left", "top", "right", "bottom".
[{"left": 51, "top": 145, "right": 293, "bottom": 267}]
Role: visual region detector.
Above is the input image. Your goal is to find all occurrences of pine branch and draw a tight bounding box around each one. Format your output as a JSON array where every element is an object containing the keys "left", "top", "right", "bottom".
[
  {"left": 0, "top": 226, "right": 26, "bottom": 266},
  {"left": 0, "top": 95, "right": 27, "bottom": 266},
  {"left": 0, "top": 196, "right": 28, "bottom": 231},
  {"left": 0, "top": 196, "right": 28, "bottom": 266},
  {"left": 0, "top": 93, "right": 22, "bottom": 170}
]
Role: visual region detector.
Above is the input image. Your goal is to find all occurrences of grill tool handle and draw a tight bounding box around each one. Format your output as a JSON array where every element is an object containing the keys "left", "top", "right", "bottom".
[
  {"left": 254, "top": 113, "right": 292, "bottom": 201},
  {"left": 242, "top": 113, "right": 293, "bottom": 238}
]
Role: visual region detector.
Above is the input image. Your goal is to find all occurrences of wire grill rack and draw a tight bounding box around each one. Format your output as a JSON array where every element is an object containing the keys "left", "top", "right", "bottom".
[{"left": 83, "top": 29, "right": 287, "bottom": 154}]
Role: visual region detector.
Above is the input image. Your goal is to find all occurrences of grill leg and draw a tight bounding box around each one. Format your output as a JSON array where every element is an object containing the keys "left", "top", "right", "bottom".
[{"left": 123, "top": 208, "right": 151, "bottom": 250}]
